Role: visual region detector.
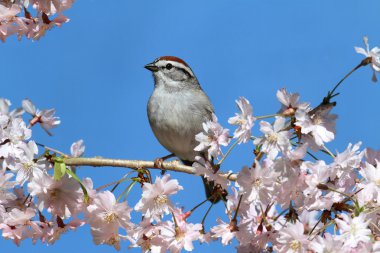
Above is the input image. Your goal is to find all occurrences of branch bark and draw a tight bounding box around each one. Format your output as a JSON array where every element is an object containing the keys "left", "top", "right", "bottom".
[{"left": 64, "top": 157, "right": 237, "bottom": 181}]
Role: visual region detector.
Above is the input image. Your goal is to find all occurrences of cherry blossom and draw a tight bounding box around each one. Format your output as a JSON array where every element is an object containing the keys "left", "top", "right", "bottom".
[
  {"left": 22, "top": 99, "right": 60, "bottom": 135},
  {"left": 236, "top": 165, "right": 275, "bottom": 205},
  {"left": 87, "top": 191, "right": 132, "bottom": 250},
  {"left": 135, "top": 174, "right": 183, "bottom": 222},
  {"left": 27, "top": 170, "right": 83, "bottom": 218},
  {"left": 355, "top": 36, "right": 380, "bottom": 82},
  {"left": 295, "top": 103, "right": 337, "bottom": 148},
  {"left": 0, "top": 1, "right": 73, "bottom": 41},
  {"left": 364, "top": 147, "right": 380, "bottom": 165},
  {"left": 276, "top": 88, "right": 309, "bottom": 116},
  {"left": 0, "top": 4, "right": 21, "bottom": 20},
  {"left": 254, "top": 117, "right": 291, "bottom": 160},
  {"left": 335, "top": 213, "right": 372, "bottom": 249},
  {"left": 70, "top": 139, "right": 85, "bottom": 157},
  {"left": 192, "top": 156, "right": 230, "bottom": 190},
  {"left": 357, "top": 161, "right": 380, "bottom": 206},
  {"left": 228, "top": 97, "right": 256, "bottom": 143},
  {"left": 8, "top": 141, "right": 47, "bottom": 185},
  {"left": 0, "top": 172, "right": 16, "bottom": 204},
  {"left": 0, "top": 117, "right": 32, "bottom": 161},
  {"left": 211, "top": 218, "right": 236, "bottom": 245},
  {"left": 0, "top": 207, "right": 38, "bottom": 245},
  {"left": 194, "top": 113, "right": 230, "bottom": 160},
  {"left": 43, "top": 218, "right": 85, "bottom": 245},
  {"left": 274, "top": 221, "right": 309, "bottom": 253},
  {"left": 128, "top": 219, "right": 164, "bottom": 252},
  {"left": 159, "top": 217, "right": 202, "bottom": 252},
  {"left": 308, "top": 234, "right": 344, "bottom": 253}
]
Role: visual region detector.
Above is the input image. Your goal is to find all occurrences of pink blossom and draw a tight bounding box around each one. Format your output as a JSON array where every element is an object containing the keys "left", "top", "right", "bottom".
[
  {"left": 331, "top": 142, "right": 363, "bottom": 189},
  {"left": 194, "top": 114, "right": 230, "bottom": 160},
  {"left": 236, "top": 165, "right": 275, "bottom": 205},
  {"left": 228, "top": 97, "right": 255, "bottom": 143},
  {"left": 357, "top": 161, "right": 380, "bottom": 206},
  {"left": 0, "top": 1, "right": 73, "bottom": 41},
  {"left": 335, "top": 213, "right": 372, "bottom": 248},
  {"left": 159, "top": 217, "right": 202, "bottom": 252},
  {"left": 355, "top": 36, "right": 380, "bottom": 82},
  {"left": 254, "top": 117, "right": 291, "bottom": 160},
  {"left": 332, "top": 142, "right": 363, "bottom": 175},
  {"left": 45, "top": 218, "right": 85, "bottom": 245},
  {"left": 8, "top": 141, "right": 47, "bottom": 185},
  {"left": 22, "top": 99, "right": 37, "bottom": 115},
  {"left": 0, "top": 172, "right": 16, "bottom": 204},
  {"left": 192, "top": 156, "right": 229, "bottom": 190},
  {"left": 226, "top": 187, "right": 242, "bottom": 219},
  {"left": 22, "top": 99, "right": 60, "bottom": 135},
  {"left": 274, "top": 221, "right": 309, "bottom": 253},
  {"left": 0, "top": 4, "right": 21, "bottom": 20},
  {"left": 134, "top": 174, "right": 183, "bottom": 222},
  {"left": 309, "top": 234, "right": 344, "bottom": 253},
  {"left": 276, "top": 88, "right": 310, "bottom": 115},
  {"left": 0, "top": 98, "right": 23, "bottom": 118},
  {"left": 128, "top": 219, "right": 164, "bottom": 252},
  {"left": 211, "top": 218, "right": 236, "bottom": 245},
  {"left": 0, "top": 207, "right": 37, "bottom": 245},
  {"left": 87, "top": 191, "right": 132, "bottom": 250},
  {"left": 70, "top": 139, "right": 85, "bottom": 157},
  {"left": 298, "top": 210, "right": 320, "bottom": 234},
  {"left": 37, "top": 109, "right": 61, "bottom": 133},
  {"left": 302, "top": 160, "right": 331, "bottom": 190},
  {"left": 364, "top": 147, "right": 380, "bottom": 166},
  {"left": 295, "top": 103, "right": 336, "bottom": 148},
  {"left": 33, "top": 14, "right": 69, "bottom": 40},
  {"left": 27, "top": 170, "right": 83, "bottom": 218},
  {"left": 4, "top": 207, "right": 36, "bottom": 226},
  {"left": 0, "top": 117, "right": 32, "bottom": 160}
]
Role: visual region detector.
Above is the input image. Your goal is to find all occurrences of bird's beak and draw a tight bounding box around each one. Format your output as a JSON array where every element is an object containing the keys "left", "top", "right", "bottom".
[{"left": 144, "top": 62, "right": 159, "bottom": 72}]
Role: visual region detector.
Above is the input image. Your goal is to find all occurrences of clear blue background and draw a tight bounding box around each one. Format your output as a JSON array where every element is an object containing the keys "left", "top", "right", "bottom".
[{"left": 2, "top": 0, "right": 380, "bottom": 252}]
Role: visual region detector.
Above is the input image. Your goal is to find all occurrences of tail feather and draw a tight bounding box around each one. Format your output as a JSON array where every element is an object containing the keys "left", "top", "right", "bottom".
[{"left": 182, "top": 159, "right": 227, "bottom": 203}]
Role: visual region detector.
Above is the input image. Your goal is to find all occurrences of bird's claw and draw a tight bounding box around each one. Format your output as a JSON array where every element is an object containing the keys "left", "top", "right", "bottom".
[
  {"left": 154, "top": 157, "right": 164, "bottom": 168},
  {"left": 154, "top": 158, "right": 167, "bottom": 175}
]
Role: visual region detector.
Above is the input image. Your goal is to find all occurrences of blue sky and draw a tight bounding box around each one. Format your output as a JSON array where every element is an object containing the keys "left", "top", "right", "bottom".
[{"left": 2, "top": 0, "right": 380, "bottom": 252}]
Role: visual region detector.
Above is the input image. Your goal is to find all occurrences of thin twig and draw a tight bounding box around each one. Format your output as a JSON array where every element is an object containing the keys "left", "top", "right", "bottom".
[
  {"left": 255, "top": 113, "right": 284, "bottom": 120},
  {"left": 36, "top": 142, "right": 69, "bottom": 157},
  {"left": 217, "top": 139, "right": 239, "bottom": 166}
]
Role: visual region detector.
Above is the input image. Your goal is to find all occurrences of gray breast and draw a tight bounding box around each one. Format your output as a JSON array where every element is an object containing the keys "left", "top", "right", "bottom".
[{"left": 147, "top": 87, "right": 213, "bottom": 161}]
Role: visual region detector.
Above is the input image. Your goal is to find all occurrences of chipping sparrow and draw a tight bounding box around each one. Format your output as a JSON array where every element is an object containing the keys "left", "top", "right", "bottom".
[{"left": 145, "top": 56, "right": 225, "bottom": 202}]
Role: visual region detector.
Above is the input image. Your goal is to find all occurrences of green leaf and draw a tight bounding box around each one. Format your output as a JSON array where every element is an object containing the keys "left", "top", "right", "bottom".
[
  {"left": 66, "top": 168, "right": 89, "bottom": 203},
  {"left": 53, "top": 157, "right": 66, "bottom": 181}
]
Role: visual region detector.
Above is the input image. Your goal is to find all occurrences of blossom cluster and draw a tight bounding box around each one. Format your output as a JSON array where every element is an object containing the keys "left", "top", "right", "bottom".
[
  {"left": 0, "top": 37, "right": 380, "bottom": 252},
  {"left": 0, "top": 0, "right": 74, "bottom": 42},
  {"left": 193, "top": 91, "right": 379, "bottom": 252}
]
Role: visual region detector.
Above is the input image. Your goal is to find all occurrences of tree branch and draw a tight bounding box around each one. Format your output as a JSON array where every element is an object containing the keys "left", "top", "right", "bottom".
[{"left": 64, "top": 157, "right": 237, "bottom": 181}]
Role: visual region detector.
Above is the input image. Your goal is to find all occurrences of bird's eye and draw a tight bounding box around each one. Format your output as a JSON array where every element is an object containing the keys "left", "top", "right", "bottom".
[{"left": 166, "top": 63, "right": 173, "bottom": 70}]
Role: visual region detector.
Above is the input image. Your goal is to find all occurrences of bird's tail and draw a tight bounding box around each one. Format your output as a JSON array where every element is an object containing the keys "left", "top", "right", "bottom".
[{"left": 182, "top": 159, "right": 227, "bottom": 203}]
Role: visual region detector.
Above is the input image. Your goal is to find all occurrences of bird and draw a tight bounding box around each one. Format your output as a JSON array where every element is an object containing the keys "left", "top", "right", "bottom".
[{"left": 145, "top": 56, "right": 226, "bottom": 203}]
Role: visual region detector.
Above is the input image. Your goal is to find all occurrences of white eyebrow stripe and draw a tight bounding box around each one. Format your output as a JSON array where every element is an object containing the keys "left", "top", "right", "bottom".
[{"left": 157, "top": 60, "right": 194, "bottom": 77}]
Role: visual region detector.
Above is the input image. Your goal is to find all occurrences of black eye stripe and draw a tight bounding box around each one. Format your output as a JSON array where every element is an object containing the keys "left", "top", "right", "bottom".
[
  {"left": 178, "top": 67, "right": 192, "bottom": 77},
  {"left": 161, "top": 63, "right": 192, "bottom": 77}
]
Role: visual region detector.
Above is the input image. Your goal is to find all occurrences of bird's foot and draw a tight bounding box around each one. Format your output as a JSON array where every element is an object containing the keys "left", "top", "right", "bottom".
[
  {"left": 154, "top": 157, "right": 164, "bottom": 168},
  {"left": 154, "top": 153, "right": 175, "bottom": 174}
]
